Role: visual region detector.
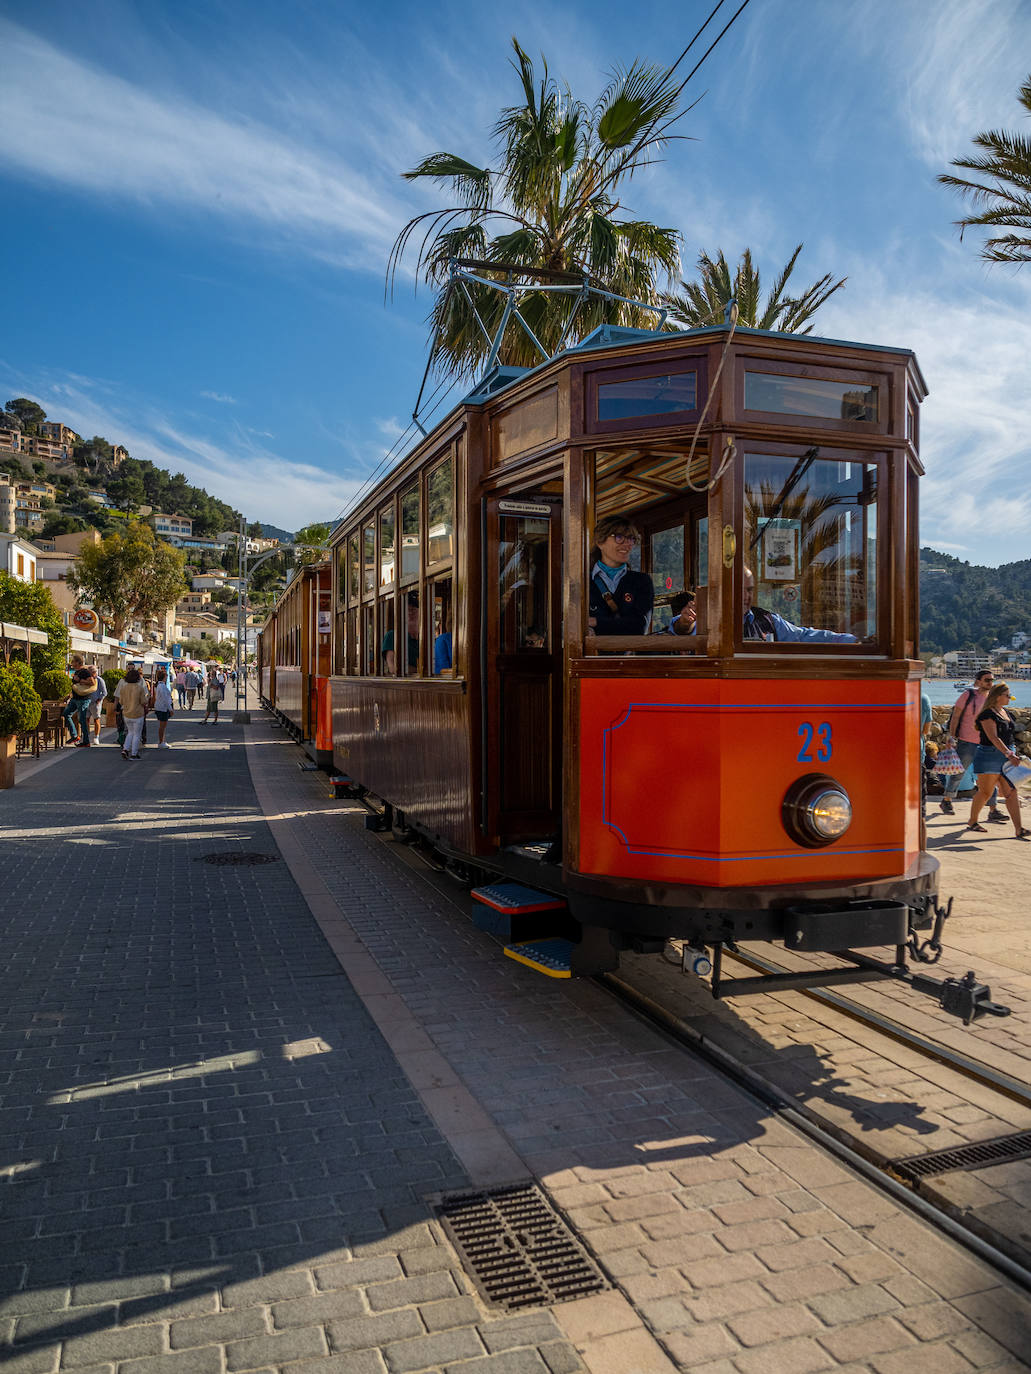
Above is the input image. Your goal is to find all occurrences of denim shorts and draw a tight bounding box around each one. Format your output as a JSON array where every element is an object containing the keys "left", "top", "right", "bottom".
[{"left": 973, "top": 744, "right": 1008, "bottom": 775}]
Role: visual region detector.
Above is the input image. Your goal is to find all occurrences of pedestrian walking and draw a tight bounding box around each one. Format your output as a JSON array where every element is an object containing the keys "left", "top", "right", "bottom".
[
  {"left": 184, "top": 668, "right": 200, "bottom": 709},
  {"left": 62, "top": 654, "right": 91, "bottom": 744},
  {"left": 152, "top": 667, "right": 174, "bottom": 748},
  {"left": 966, "top": 681, "right": 1029, "bottom": 839},
  {"left": 942, "top": 669, "right": 1005, "bottom": 820},
  {"left": 203, "top": 670, "right": 225, "bottom": 723},
  {"left": 88, "top": 666, "right": 107, "bottom": 743},
  {"left": 69, "top": 664, "right": 98, "bottom": 748},
  {"left": 114, "top": 667, "right": 149, "bottom": 760},
  {"left": 174, "top": 667, "right": 187, "bottom": 709}
]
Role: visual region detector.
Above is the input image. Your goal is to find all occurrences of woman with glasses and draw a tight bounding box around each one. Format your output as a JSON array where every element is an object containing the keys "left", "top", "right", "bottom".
[
  {"left": 587, "top": 515, "right": 654, "bottom": 637},
  {"left": 941, "top": 669, "right": 1004, "bottom": 819},
  {"left": 967, "top": 681, "right": 1028, "bottom": 838}
]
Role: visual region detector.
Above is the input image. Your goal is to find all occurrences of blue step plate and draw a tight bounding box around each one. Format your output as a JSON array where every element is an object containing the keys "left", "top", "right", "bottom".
[
  {"left": 471, "top": 882, "right": 567, "bottom": 915},
  {"left": 504, "top": 938, "right": 574, "bottom": 979}
]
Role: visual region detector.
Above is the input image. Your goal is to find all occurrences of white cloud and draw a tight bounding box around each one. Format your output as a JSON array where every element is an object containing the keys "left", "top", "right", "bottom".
[
  {"left": 201, "top": 391, "right": 237, "bottom": 405},
  {"left": 0, "top": 19, "right": 405, "bottom": 270}
]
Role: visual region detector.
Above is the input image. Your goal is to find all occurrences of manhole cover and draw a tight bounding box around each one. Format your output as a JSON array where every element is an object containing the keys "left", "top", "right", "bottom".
[
  {"left": 436, "top": 1183, "right": 609, "bottom": 1311},
  {"left": 196, "top": 853, "right": 280, "bottom": 866},
  {"left": 891, "top": 1129, "right": 1031, "bottom": 1182}
]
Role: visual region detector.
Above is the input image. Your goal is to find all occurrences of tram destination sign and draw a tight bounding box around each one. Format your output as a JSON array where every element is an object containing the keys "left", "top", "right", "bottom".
[{"left": 498, "top": 500, "right": 552, "bottom": 516}]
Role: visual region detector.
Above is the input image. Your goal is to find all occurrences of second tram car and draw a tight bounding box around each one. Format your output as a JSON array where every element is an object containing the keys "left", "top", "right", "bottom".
[{"left": 259, "top": 316, "right": 1007, "bottom": 1024}]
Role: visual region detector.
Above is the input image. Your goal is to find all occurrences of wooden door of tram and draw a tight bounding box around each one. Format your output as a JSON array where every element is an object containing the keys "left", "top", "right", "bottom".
[{"left": 485, "top": 497, "right": 563, "bottom": 844}]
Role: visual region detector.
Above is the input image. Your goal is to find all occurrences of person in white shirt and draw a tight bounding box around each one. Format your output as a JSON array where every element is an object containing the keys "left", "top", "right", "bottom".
[{"left": 151, "top": 666, "right": 175, "bottom": 749}]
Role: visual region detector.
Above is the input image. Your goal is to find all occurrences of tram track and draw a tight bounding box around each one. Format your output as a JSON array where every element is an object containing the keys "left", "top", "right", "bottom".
[
  {"left": 713, "top": 944, "right": 1031, "bottom": 1109},
  {"left": 597, "top": 966, "right": 1031, "bottom": 1294}
]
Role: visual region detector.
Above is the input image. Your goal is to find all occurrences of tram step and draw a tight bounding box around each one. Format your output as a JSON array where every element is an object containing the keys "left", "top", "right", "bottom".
[
  {"left": 504, "top": 938, "right": 574, "bottom": 979},
  {"left": 471, "top": 882, "right": 567, "bottom": 915},
  {"left": 329, "top": 774, "right": 354, "bottom": 799}
]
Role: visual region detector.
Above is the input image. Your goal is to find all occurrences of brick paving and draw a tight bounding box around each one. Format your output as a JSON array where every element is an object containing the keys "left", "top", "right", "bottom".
[
  {"left": 0, "top": 713, "right": 582, "bottom": 1374},
  {"left": 242, "top": 717, "right": 1031, "bottom": 1372}
]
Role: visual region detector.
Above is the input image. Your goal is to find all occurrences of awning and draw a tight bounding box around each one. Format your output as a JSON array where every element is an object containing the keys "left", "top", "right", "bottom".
[{"left": 0, "top": 620, "right": 49, "bottom": 647}]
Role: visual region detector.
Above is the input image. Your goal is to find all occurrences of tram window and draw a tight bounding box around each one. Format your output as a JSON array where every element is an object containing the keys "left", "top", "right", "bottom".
[
  {"left": 346, "top": 608, "right": 357, "bottom": 674},
  {"left": 401, "top": 486, "right": 420, "bottom": 581},
  {"left": 745, "top": 372, "right": 878, "bottom": 423},
  {"left": 402, "top": 589, "right": 420, "bottom": 675},
  {"left": 380, "top": 506, "right": 395, "bottom": 588},
  {"left": 362, "top": 604, "right": 375, "bottom": 675},
  {"left": 695, "top": 518, "right": 708, "bottom": 588},
  {"left": 499, "top": 516, "right": 549, "bottom": 653},
  {"left": 597, "top": 372, "right": 697, "bottom": 421},
  {"left": 363, "top": 525, "right": 375, "bottom": 596},
  {"left": 431, "top": 577, "right": 454, "bottom": 676},
  {"left": 744, "top": 451, "right": 879, "bottom": 642},
  {"left": 427, "top": 459, "right": 454, "bottom": 565},
  {"left": 348, "top": 533, "right": 360, "bottom": 604},
  {"left": 649, "top": 525, "right": 686, "bottom": 603},
  {"left": 380, "top": 597, "right": 396, "bottom": 674}
]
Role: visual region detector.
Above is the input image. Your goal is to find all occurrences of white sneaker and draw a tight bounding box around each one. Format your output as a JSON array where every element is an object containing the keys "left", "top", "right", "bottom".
[{"left": 159, "top": 742, "right": 171, "bottom": 749}]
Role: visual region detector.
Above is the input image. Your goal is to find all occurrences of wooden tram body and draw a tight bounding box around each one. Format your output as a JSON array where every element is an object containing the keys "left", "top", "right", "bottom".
[
  {"left": 257, "top": 563, "right": 333, "bottom": 766},
  {"left": 259, "top": 320, "right": 997, "bottom": 1013}
]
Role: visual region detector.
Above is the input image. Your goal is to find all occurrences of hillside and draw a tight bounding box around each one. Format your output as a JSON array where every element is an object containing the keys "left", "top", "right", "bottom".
[{"left": 920, "top": 548, "right": 1031, "bottom": 654}]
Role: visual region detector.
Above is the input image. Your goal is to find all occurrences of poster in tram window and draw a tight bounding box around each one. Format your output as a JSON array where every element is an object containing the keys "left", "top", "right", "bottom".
[
  {"left": 758, "top": 518, "right": 800, "bottom": 583},
  {"left": 318, "top": 610, "right": 331, "bottom": 634}
]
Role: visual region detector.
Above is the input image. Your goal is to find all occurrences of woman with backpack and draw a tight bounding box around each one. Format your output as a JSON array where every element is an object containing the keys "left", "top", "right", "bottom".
[{"left": 940, "top": 670, "right": 1004, "bottom": 821}]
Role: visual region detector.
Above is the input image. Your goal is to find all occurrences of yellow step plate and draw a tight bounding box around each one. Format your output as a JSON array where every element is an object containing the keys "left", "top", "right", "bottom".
[{"left": 504, "top": 938, "right": 574, "bottom": 979}]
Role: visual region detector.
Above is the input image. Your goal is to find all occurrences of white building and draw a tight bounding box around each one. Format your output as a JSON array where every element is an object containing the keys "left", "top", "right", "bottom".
[
  {"left": 153, "top": 513, "right": 194, "bottom": 539},
  {"left": 0, "top": 533, "right": 38, "bottom": 582}
]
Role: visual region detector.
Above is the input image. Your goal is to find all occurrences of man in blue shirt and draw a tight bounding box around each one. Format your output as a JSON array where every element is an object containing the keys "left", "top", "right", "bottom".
[{"left": 668, "top": 569, "right": 856, "bottom": 643}]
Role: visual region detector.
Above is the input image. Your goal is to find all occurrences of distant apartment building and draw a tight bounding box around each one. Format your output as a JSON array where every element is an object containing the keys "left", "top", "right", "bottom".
[
  {"left": 0, "top": 416, "right": 23, "bottom": 453},
  {"left": 39, "top": 422, "right": 80, "bottom": 449},
  {"left": 31, "top": 529, "right": 103, "bottom": 557},
  {"left": 153, "top": 513, "right": 194, "bottom": 539},
  {"left": 176, "top": 591, "right": 212, "bottom": 616},
  {"left": 218, "top": 530, "right": 280, "bottom": 555},
  {"left": 171, "top": 535, "right": 228, "bottom": 554},
  {"left": 88, "top": 490, "right": 116, "bottom": 509},
  {"left": 110, "top": 445, "right": 128, "bottom": 468},
  {"left": 22, "top": 434, "right": 74, "bottom": 462},
  {"left": 0, "top": 475, "right": 15, "bottom": 533}
]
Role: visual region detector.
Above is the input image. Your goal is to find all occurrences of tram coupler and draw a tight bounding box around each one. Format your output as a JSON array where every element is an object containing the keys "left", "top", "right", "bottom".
[{"left": 912, "top": 969, "right": 1012, "bottom": 1026}]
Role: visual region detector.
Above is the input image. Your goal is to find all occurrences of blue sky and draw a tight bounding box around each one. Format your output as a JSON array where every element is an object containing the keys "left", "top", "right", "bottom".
[{"left": 0, "top": 0, "right": 1028, "bottom": 563}]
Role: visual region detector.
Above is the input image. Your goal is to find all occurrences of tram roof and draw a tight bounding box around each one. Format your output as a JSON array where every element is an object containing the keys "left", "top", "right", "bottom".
[{"left": 460, "top": 322, "right": 927, "bottom": 407}]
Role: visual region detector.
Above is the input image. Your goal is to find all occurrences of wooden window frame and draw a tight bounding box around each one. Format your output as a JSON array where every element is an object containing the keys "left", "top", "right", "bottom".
[
  {"left": 736, "top": 356, "right": 890, "bottom": 434},
  {"left": 584, "top": 355, "right": 707, "bottom": 437}
]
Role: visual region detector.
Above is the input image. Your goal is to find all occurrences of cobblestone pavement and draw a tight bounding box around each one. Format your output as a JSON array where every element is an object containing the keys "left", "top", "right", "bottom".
[
  {"left": 610, "top": 801, "right": 1031, "bottom": 1267},
  {"left": 242, "top": 717, "right": 1031, "bottom": 1373},
  {"left": 0, "top": 714, "right": 583, "bottom": 1374}
]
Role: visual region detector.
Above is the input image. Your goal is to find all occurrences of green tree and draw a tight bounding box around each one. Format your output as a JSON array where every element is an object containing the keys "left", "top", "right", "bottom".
[
  {"left": 292, "top": 522, "right": 330, "bottom": 567},
  {"left": 389, "top": 38, "right": 686, "bottom": 381},
  {"left": 69, "top": 523, "right": 187, "bottom": 639},
  {"left": 107, "top": 466, "right": 146, "bottom": 513},
  {"left": 247, "top": 521, "right": 263, "bottom": 538},
  {"left": 4, "top": 398, "right": 46, "bottom": 434},
  {"left": 664, "top": 244, "right": 846, "bottom": 332},
  {"left": 939, "top": 75, "right": 1031, "bottom": 265},
  {"left": 0, "top": 663, "right": 42, "bottom": 737},
  {"left": 0, "top": 572, "right": 69, "bottom": 681},
  {"left": 41, "top": 513, "right": 87, "bottom": 538},
  {"left": 74, "top": 435, "right": 114, "bottom": 474}
]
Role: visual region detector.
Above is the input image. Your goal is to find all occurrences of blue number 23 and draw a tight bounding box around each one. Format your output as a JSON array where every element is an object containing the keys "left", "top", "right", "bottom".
[{"left": 797, "top": 721, "right": 833, "bottom": 762}]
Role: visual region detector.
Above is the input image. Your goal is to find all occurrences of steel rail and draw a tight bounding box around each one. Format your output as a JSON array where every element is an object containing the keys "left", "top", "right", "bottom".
[
  {"left": 715, "top": 945, "right": 1031, "bottom": 1109},
  {"left": 599, "top": 970, "right": 1031, "bottom": 1294}
]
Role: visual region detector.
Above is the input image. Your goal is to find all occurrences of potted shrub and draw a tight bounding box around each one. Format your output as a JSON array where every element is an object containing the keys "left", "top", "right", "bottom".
[
  {"left": 102, "top": 668, "right": 125, "bottom": 725},
  {"left": 35, "top": 668, "right": 73, "bottom": 705},
  {"left": 0, "top": 663, "right": 43, "bottom": 788}
]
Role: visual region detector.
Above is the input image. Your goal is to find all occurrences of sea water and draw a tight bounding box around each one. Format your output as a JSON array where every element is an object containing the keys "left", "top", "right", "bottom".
[{"left": 923, "top": 680, "right": 1031, "bottom": 709}]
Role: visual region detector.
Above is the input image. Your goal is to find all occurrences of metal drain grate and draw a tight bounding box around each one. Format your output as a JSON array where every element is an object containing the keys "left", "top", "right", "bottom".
[
  {"left": 436, "top": 1183, "right": 609, "bottom": 1311},
  {"left": 196, "top": 853, "right": 280, "bottom": 866},
  {"left": 891, "top": 1129, "right": 1031, "bottom": 1182}
]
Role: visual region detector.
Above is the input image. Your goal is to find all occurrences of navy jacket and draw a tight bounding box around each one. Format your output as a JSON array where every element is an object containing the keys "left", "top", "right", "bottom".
[{"left": 590, "top": 568, "right": 654, "bottom": 636}]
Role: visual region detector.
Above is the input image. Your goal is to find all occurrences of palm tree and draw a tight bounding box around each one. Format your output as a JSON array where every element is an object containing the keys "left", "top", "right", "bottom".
[
  {"left": 664, "top": 244, "right": 846, "bottom": 333},
  {"left": 939, "top": 75, "right": 1031, "bottom": 265},
  {"left": 388, "top": 39, "right": 687, "bottom": 382}
]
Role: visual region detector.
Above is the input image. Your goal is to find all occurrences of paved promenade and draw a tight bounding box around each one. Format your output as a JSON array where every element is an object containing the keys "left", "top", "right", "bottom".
[{"left": 2, "top": 713, "right": 1030, "bottom": 1374}]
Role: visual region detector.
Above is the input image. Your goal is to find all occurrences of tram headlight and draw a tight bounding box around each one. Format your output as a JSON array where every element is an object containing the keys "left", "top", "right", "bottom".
[{"left": 782, "top": 773, "right": 853, "bottom": 848}]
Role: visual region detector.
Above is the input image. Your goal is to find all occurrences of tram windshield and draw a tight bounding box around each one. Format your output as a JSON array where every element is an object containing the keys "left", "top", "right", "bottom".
[
  {"left": 743, "top": 451, "right": 878, "bottom": 644},
  {"left": 591, "top": 443, "right": 879, "bottom": 649}
]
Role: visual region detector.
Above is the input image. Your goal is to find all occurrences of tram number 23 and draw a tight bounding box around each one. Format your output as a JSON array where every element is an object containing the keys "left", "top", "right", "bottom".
[{"left": 797, "top": 721, "right": 832, "bottom": 762}]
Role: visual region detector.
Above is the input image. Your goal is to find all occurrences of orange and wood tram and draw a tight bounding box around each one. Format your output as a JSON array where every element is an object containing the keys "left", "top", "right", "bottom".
[{"left": 258, "top": 319, "right": 1008, "bottom": 1025}]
